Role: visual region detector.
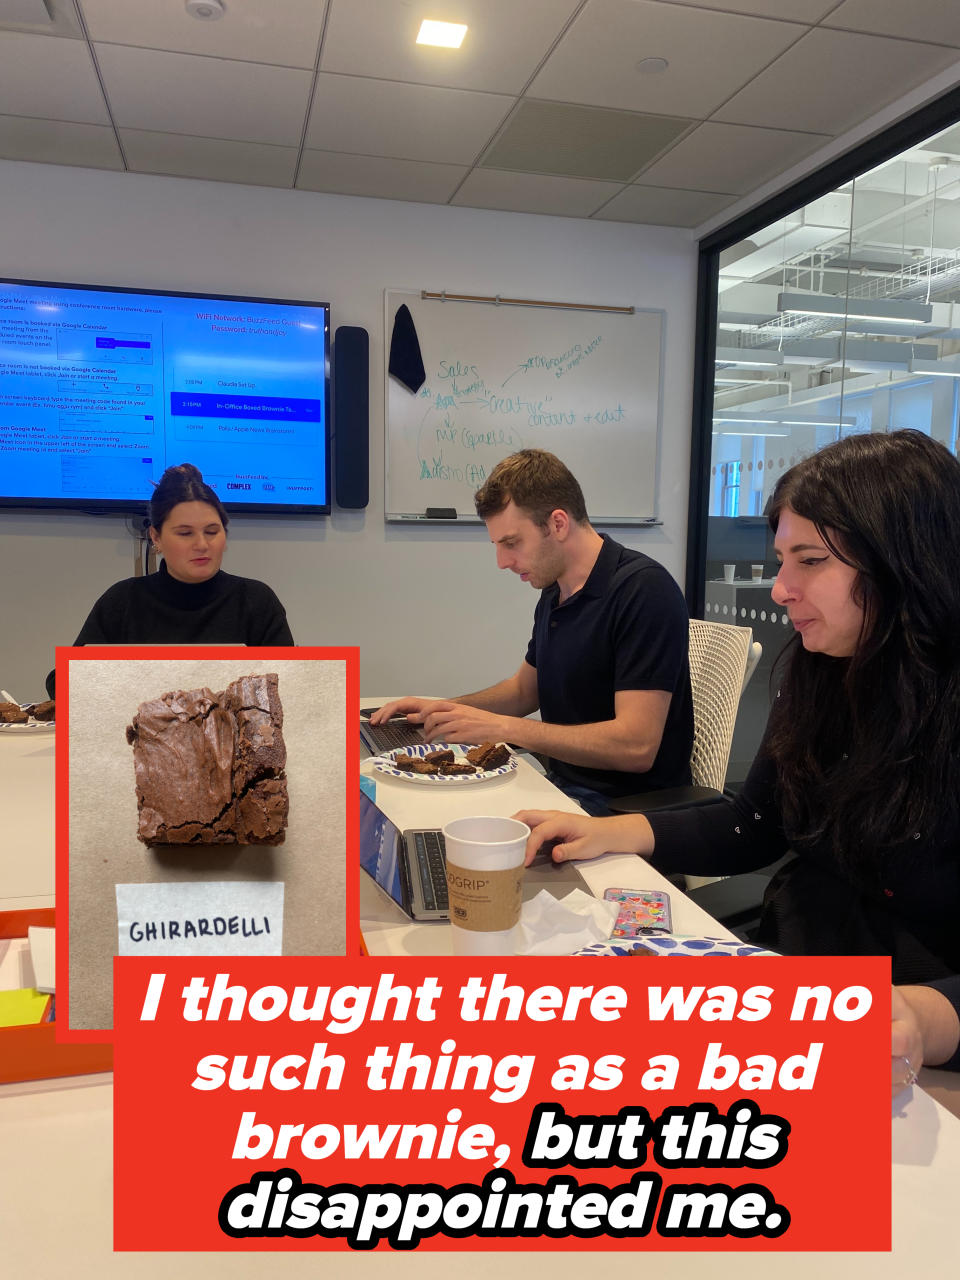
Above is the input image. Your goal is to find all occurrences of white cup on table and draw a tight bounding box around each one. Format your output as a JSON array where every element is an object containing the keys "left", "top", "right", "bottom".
[
  {"left": 443, "top": 815, "right": 528, "bottom": 955},
  {"left": 723, "top": 563, "right": 736, "bottom": 583}
]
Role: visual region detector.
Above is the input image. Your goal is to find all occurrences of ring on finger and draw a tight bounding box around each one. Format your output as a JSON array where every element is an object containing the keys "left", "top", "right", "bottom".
[{"left": 895, "top": 1053, "right": 919, "bottom": 1088}]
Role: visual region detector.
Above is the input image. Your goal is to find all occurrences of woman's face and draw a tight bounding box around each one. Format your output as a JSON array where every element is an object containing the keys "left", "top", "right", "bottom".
[
  {"left": 151, "top": 501, "right": 226, "bottom": 584},
  {"left": 771, "top": 507, "right": 865, "bottom": 657}
]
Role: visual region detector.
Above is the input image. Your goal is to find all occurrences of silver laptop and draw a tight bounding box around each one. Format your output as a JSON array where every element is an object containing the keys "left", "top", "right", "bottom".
[
  {"left": 359, "top": 788, "right": 587, "bottom": 924},
  {"left": 359, "top": 788, "right": 448, "bottom": 919}
]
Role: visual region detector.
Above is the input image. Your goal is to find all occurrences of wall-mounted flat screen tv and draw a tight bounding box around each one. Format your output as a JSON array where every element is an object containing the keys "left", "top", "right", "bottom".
[{"left": 0, "top": 278, "right": 331, "bottom": 514}]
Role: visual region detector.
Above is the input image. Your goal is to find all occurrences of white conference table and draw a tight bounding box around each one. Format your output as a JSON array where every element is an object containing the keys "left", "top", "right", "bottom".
[
  {"left": 3, "top": 723, "right": 960, "bottom": 1278},
  {"left": 0, "top": 730, "right": 56, "bottom": 911},
  {"left": 359, "top": 736, "right": 729, "bottom": 956}
]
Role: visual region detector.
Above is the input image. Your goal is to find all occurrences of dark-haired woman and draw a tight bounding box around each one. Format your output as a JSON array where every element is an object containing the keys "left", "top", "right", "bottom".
[
  {"left": 71, "top": 463, "right": 293, "bottom": 647},
  {"left": 516, "top": 430, "right": 960, "bottom": 1078}
]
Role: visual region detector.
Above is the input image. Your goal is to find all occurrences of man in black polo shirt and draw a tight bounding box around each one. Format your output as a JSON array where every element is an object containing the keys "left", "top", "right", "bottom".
[{"left": 370, "top": 450, "right": 693, "bottom": 814}]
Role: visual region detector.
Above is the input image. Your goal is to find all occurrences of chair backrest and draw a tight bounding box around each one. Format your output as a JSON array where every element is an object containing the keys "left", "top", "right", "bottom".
[{"left": 687, "top": 618, "right": 758, "bottom": 792}]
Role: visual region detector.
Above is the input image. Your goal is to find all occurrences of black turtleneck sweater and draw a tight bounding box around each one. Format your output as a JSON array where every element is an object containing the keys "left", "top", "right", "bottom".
[
  {"left": 74, "top": 561, "right": 294, "bottom": 647},
  {"left": 45, "top": 563, "right": 293, "bottom": 698}
]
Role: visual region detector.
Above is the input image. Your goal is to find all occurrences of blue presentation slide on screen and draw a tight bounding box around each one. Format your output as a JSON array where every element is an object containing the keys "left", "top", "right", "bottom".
[{"left": 0, "top": 282, "right": 329, "bottom": 507}]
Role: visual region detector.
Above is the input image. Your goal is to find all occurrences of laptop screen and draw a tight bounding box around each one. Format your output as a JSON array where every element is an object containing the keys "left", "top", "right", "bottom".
[{"left": 358, "top": 789, "right": 405, "bottom": 909}]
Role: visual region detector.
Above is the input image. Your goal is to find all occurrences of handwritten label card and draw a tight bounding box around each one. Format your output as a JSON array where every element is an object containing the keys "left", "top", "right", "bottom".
[{"left": 116, "top": 882, "right": 284, "bottom": 957}]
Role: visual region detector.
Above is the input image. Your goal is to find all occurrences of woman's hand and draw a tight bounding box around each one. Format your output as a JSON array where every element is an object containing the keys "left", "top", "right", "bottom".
[
  {"left": 891, "top": 987, "right": 923, "bottom": 1096},
  {"left": 514, "top": 809, "right": 654, "bottom": 867},
  {"left": 891, "top": 985, "right": 960, "bottom": 1096}
]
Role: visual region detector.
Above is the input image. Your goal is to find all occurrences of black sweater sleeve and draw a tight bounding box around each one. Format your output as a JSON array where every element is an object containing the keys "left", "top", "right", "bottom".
[
  {"left": 647, "top": 741, "right": 789, "bottom": 878},
  {"left": 74, "top": 582, "right": 128, "bottom": 645}
]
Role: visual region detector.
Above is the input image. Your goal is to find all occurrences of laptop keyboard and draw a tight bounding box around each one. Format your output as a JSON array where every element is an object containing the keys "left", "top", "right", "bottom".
[
  {"left": 362, "top": 719, "right": 425, "bottom": 752},
  {"left": 412, "top": 830, "right": 448, "bottom": 912}
]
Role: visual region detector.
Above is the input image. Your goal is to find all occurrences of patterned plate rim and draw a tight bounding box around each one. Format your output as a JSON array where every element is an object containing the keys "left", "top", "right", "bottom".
[
  {"left": 573, "top": 935, "right": 778, "bottom": 957},
  {"left": 372, "top": 742, "right": 517, "bottom": 785}
]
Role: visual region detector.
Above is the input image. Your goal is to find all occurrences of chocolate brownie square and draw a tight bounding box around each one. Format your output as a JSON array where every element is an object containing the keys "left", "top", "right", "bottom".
[{"left": 125, "top": 674, "right": 288, "bottom": 845}]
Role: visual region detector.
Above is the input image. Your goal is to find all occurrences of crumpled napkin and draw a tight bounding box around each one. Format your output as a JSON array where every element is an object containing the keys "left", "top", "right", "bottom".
[{"left": 518, "top": 888, "right": 619, "bottom": 955}]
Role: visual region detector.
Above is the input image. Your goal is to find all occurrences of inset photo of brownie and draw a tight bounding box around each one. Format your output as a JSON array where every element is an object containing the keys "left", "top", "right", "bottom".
[{"left": 64, "top": 653, "right": 349, "bottom": 1033}]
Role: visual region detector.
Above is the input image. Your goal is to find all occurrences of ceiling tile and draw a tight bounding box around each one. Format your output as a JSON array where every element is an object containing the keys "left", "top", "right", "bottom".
[
  {"left": 481, "top": 100, "right": 691, "bottom": 181},
  {"left": 529, "top": 0, "right": 804, "bottom": 116},
  {"left": 635, "top": 120, "right": 830, "bottom": 194},
  {"left": 594, "top": 184, "right": 737, "bottom": 227},
  {"left": 655, "top": 0, "right": 836, "bottom": 18},
  {"left": 824, "top": 0, "right": 960, "bottom": 48},
  {"left": 319, "top": 0, "right": 582, "bottom": 94},
  {"left": 0, "top": 0, "right": 82, "bottom": 38},
  {"left": 0, "top": 31, "right": 109, "bottom": 123},
  {"left": 94, "top": 44, "right": 313, "bottom": 145},
  {"left": 305, "top": 74, "right": 513, "bottom": 165},
  {"left": 715, "top": 29, "right": 960, "bottom": 134},
  {"left": 451, "top": 168, "right": 623, "bottom": 217},
  {"left": 0, "top": 113, "right": 122, "bottom": 168},
  {"left": 80, "top": 0, "right": 328, "bottom": 69},
  {"left": 120, "top": 129, "right": 298, "bottom": 187},
  {"left": 297, "top": 150, "right": 467, "bottom": 203}
]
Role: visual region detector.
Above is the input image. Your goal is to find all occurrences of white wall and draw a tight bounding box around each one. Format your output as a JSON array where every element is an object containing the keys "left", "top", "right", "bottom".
[{"left": 0, "top": 160, "right": 697, "bottom": 701}]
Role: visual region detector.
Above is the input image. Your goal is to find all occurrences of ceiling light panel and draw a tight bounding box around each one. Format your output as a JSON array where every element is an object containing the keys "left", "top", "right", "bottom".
[
  {"left": 777, "top": 291, "right": 934, "bottom": 324},
  {"left": 417, "top": 20, "right": 467, "bottom": 48}
]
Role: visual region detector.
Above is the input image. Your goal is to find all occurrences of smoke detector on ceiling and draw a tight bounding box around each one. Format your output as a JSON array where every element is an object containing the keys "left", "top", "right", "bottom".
[{"left": 185, "top": 0, "right": 225, "bottom": 19}]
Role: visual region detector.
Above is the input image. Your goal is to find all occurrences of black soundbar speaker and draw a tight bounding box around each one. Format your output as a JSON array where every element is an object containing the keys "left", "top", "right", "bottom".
[{"left": 333, "top": 325, "right": 370, "bottom": 509}]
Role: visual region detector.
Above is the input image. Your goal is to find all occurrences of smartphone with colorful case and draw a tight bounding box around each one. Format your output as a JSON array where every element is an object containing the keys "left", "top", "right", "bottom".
[{"left": 603, "top": 887, "right": 672, "bottom": 936}]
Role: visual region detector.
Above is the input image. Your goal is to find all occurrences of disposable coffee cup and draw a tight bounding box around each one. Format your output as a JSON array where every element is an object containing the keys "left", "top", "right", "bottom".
[
  {"left": 723, "top": 564, "right": 736, "bottom": 583},
  {"left": 751, "top": 564, "right": 763, "bottom": 582},
  {"left": 443, "top": 815, "right": 529, "bottom": 956}
]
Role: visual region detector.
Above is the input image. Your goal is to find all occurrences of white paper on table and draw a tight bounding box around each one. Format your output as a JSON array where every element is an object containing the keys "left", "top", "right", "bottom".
[
  {"left": 116, "top": 882, "right": 284, "bottom": 957},
  {"left": 519, "top": 888, "right": 618, "bottom": 955},
  {"left": 27, "top": 926, "right": 55, "bottom": 993},
  {"left": 0, "top": 937, "right": 32, "bottom": 991}
]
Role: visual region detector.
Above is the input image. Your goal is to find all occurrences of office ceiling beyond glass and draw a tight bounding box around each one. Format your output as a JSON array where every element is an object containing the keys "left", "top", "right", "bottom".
[{"left": 712, "top": 118, "right": 960, "bottom": 519}]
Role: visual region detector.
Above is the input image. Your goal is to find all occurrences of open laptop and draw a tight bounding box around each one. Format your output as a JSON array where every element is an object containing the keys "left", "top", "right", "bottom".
[
  {"left": 359, "top": 706, "right": 426, "bottom": 756},
  {"left": 359, "top": 788, "right": 587, "bottom": 923},
  {"left": 359, "top": 787, "right": 448, "bottom": 919}
]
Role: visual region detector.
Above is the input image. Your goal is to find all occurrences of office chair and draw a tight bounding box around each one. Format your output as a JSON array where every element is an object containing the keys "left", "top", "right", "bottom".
[
  {"left": 608, "top": 618, "right": 760, "bottom": 816},
  {"left": 607, "top": 618, "right": 774, "bottom": 934}
]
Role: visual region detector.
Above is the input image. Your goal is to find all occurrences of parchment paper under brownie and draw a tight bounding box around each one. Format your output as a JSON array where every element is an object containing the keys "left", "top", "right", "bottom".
[{"left": 125, "top": 674, "right": 287, "bottom": 845}]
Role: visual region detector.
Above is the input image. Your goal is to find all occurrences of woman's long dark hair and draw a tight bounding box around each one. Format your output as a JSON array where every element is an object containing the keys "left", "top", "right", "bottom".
[
  {"left": 766, "top": 429, "right": 960, "bottom": 878},
  {"left": 149, "top": 463, "right": 229, "bottom": 532}
]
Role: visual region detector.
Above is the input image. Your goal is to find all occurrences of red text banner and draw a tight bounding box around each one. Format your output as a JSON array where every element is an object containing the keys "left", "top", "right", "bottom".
[{"left": 113, "top": 955, "right": 890, "bottom": 1252}]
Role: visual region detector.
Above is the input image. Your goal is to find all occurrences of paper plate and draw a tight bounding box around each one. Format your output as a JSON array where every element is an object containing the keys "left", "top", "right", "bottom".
[
  {"left": 0, "top": 719, "right": 55, "bottom": 734},
  {"left": 574, "top": 934, "right": 778, "bottom": 957},
  {"left": 372, "top": 742, "right": 517, "bottom": 786}
]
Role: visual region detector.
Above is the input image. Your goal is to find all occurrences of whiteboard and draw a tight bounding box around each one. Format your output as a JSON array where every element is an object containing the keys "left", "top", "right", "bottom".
[{"left": 384, "top": 290, "right": 663, "bottom": 523}]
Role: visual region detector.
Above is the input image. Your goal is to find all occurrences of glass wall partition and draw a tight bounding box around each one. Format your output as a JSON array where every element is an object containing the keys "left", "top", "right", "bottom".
[{"left": 692, "top": 94, "right": 960, "bottom": 782}]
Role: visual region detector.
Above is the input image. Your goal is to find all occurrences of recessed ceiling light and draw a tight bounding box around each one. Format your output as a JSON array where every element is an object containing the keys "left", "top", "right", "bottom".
[
  {"left": 636, "top": 57, "right": 669, "bottom": 75},
  {"left": 185, "top": 0, "right": 225, "bottom": 19},
  {"left": 417, "top": 19, "right": 467, "bottom": 48}
]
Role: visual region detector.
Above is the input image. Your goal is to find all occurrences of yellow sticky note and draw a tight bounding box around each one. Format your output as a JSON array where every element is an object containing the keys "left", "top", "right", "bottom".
[{"left": 0, "top": 988, "right": 50, "bottom": 1028}]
